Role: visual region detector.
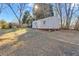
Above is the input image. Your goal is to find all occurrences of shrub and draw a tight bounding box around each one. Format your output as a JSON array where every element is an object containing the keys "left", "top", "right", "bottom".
[
  {"left": 0, "top": 20, "right": 9, "bottom": 29},
  {"left": 2, "top": 24, "right": 9, "bottom": 29}
]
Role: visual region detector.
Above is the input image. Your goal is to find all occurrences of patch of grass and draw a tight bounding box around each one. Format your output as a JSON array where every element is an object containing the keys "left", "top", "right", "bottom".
[
  {"left": 0, "top": 28, "right": 18, "bottom": 35},
  {"left": 0, "top": 28, "right": 28, "bottom": 36}
]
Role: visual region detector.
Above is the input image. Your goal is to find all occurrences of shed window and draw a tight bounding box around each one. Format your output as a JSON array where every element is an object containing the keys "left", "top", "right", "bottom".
[{"left": 43, "top": 21, "right": 46, "bottom": 24}]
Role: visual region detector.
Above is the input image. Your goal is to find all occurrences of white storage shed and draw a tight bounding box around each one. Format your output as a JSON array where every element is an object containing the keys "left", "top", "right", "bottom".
[{"left": 32, "top": 16, "right": 61, "bottom": 29}]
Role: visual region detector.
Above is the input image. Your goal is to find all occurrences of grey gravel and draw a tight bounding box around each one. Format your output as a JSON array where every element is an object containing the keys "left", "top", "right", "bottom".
[{"left": 0, "top": 29, "right": 79, "bottom": 56}]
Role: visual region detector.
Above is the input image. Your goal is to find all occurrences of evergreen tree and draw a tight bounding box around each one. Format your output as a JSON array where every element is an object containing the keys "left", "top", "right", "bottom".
[{"left": 22, "top": 11, "right": 30, "bottom": 24}]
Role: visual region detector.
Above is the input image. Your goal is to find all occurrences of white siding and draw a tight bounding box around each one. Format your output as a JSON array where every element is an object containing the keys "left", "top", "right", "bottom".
[{"left": 32, "top": 16, "right": 61, "bottom": 29}]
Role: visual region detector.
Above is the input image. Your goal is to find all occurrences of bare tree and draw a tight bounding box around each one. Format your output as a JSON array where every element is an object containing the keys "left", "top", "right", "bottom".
[
  {"left": 64, "top": 3, "right": 77, "bottom": 29},
  {"left": 74, "top": 17, "right": 79, "bottom": 30},
  {"left": 55, "top": 3, "right": 63, "bottom": 28},
  {"left": 7, "top": 3, "right": 26, "bottom": 27},
  {"left": 33, "top": 3, "right": 54, "bottom": 20},
  {"left": 73, "top": 4, "right": 79, "bottom": 30},
  {"left": 54, "top": 3, "right": 78, "bottom": 29}
]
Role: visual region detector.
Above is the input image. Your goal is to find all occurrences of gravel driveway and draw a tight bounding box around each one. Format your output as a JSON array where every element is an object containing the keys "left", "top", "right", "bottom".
[{"left": 0, "top": 29, "right": 79, "bottom": 56}]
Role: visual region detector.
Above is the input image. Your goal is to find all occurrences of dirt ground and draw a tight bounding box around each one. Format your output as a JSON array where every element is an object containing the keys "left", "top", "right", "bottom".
[{"left": 0, "top": 29, "right": 79, "bottom": 56}]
